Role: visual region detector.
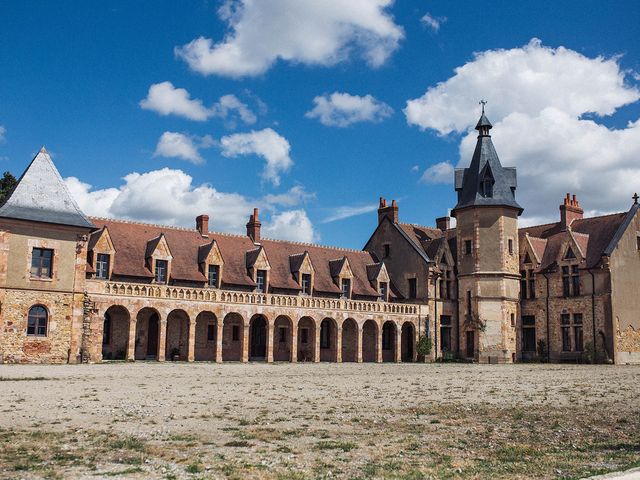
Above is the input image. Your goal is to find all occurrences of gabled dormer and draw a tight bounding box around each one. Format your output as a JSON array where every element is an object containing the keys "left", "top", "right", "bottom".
[
  {"left": 290, "top": 251, "right": 314, "bottom": 295},
  {"left": 199, "top": 239, "right": 224, "bottom": 288},
  {"left": 145, "top": 233, "right": 173, "bottom": 284},
  {"left": 246, "top": 245, "right": 270, "bottom": 293},
  {"left": 329, "top": 256, "right": 353, "bottom": 299},
  {"left": 366, "top": 261, "right": 390, "bottom": 301},
  {"left": 559, "top": 231, "right": 588, "bottom": 265},
  {"left": 521, "top": 234, "right": 543, "bottom": 268},
  {"left": 87, "top": 226, "right": 115, "bottom": 280}
]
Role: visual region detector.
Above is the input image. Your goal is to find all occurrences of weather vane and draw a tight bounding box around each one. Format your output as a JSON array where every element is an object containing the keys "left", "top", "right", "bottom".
[{"left": 479, "top": 99, "right": 487, "bottom": 114}]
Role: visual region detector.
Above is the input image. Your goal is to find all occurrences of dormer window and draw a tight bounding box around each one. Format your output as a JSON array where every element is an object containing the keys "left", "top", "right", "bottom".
[
  {"left": 482, "top": 176, "right": 493, "bottom": 197},
  {"left": 379, "top": 281, "right": 388, "bottom": 301},
  {"left": 155, "top": 259, "right": 168, "bottom": 284},
  {"left": 208, "top": 264, "right": 220, "bottom": 288},
  {"left": 301, "top": 273, "right": 312, "bottom": 295},
  {"left": 256, "top": 269, "right": 267, "bottom": 293},
  {"left": 95, "top": 253, "right": 110, "bottom": 280},
  {"left": 341, "top": 278, "right": 351, "bottom": 299}
]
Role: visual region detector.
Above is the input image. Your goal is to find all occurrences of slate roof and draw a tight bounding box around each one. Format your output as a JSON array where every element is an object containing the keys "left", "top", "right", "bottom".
[
  {"left": 452, "top": 114, "right": 522, "bottom": 215},
  {"left": 89, "top": 217, "right": 383, "bottom": 298},
  {"left": 398, "top": 223, "right": 457, "bottom": 265},
  {"left": 0, "top": 148, "right": 94, "bottom": 229}
]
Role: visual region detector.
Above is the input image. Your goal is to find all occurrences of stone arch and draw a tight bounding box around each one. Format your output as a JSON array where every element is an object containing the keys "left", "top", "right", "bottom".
[
  {"left": 401, "top": 322, "right": 416, "bottom": 362},
  {"left": 249, "top": 314, "right": 268, "bottom": 361},
  {"left": 102, "top": 305, "right": 130, "bottom": 361},
  {"left": 194, "top": 311, "right": 217, "bottom": 361},
  {"left": 273, "top": 315, "right": 293, "bottom": 362},
  {"left": 297, "top": 316, "right": 316, "bottom": 362},
  {"left": 362, "top": 319, "right": 378, "bottom": 363},
  {"left": 382, "top": 320, "right": 397, "bottom": 362},
  {"left": 166, "top": 309, "right": 190, "bottom": 361},
  {"left": 320, "top": 317, "right": 338, "bottom": 362},
  {"left": 222, "top": 312, "right": 245, "bottom": 361},
  {"left": 341, "top": 318, "right": 358, "bottom": 362},
  {"left": 135, "top": 307, "right": 161, "bottom": 360}
]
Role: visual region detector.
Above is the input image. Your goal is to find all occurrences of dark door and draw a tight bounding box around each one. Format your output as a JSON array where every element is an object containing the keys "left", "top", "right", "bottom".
[
  {"left": 147, "top": 313, "right": 159, "bottom": 358},
  {"left": 466, "top": 330, "right": 474, "bottom": 358},
  {"left": 250, "top": 316, "right": 267, "bottom": 359},
  {"left": 401, "top": 325, "right": 414, "bottom": 362}
]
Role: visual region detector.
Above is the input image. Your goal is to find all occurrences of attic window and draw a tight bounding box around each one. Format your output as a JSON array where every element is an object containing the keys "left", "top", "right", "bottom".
[
  {"left": 379, "top": 281, "right": 388, "bottom": 300},
  {"left": 301, "top": 273, "right": 312, "bottom": 295},
  {"left": 341, "top": 278, "right": 351, "bottom": 299},
  {"left": 523, "top": 252, "right": 532, "bottom": 264},
  {"left": 96, "top": 253, "right": 110, "bottom": 280},
  {"left": 256, "top": 270, "right": 267, "bottom": 293},
  {"left": 564, "top": 247, "right": 576, "bottom": 260},
  {"left": 208, "top": 264, "right": 220, "bottom": 288},
  {"left": 155, "top": 259, "right": 168, "bottom": 284}
]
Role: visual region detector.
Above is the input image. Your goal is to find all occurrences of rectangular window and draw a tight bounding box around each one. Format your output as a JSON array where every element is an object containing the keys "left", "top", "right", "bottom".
[
  {"left": 464, "top": 240, "right": 472, "bottom": 255},
  {"left": 155, "top": 259, "right": 168, "bottom": 284},
  {"left": 31, "top": 248, "right": 53, "bottom": 278},
  {"left": 574, "top": 325, "right": 584, "bottom": 352},
  {"left": 522, "top": 315, "right": 536, "bottom": 352},
  {"left": 379, "top": 281, "right": 388, "bottom": 300},
  {"left": 637, "top": 235, "right": 640, "bottom": 252},
  {"left": 510, "top": 313, "right": 515, "bottom": 327},
  {"left": 528, "top": 277, "right": 536, "bottom": 299},
  {"left": 440, "top": 315, "right": 452, "bottom": 352},
  {"left": 561, "top": 313, "right": 571, "bottom": 352},
  {"left": 571, "top": 266, "right": 580, "bottom": 296},
  {"left": 408, "top": 278, "right": 417, "bottom": 299},
  {"left": 232, "top": 325, "right": 239, "bottom": 341},
  {"left": 520, "top": 270, "right": 527, "bottom": 299},
  {"left": 467, "top": 290, "right": 472, "bottom": 315},
  {"left": 279, "top": 327, "right": 287, "bottom": 343},
  {"left": 383, "top": 244, "right": 390, "bottom": 258},
  {"left": 256, "top": 269, "right": 267, "bottom": 293},
  {"left": 508, "top": 239, "right": 514, "bottom": 255},
  {"left": 341, "top": 278, "right": 351, "bottom": 298},
  {"left": 301, "top": 273, "right": 312, "bottom": 295},
  {"left": 96, "top": 253, "right": 110, "bottom": 279},
  {"left": 562, "top": 266, "right": 570, "bottom": 297},
  {"left": 208, "top": 264, "right": 220, "bottom": 288},
  {"left": 207, "top": 324, "right": 215, "bottom": 342},
  {"left": 300, "top": 328, "right": 309, "bottom": 344}
]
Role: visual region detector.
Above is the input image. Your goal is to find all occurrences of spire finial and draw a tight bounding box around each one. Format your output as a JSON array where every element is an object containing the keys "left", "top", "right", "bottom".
[
  {"left": 633, "top": 193, "right": 639, "bottom": 205},
  {"left": 479, "top": 99, "right": 487, "bottom": 114}
]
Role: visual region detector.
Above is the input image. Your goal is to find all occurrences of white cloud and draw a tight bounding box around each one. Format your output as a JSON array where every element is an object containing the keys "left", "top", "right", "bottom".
[
  {"left": 154, "top": 131, "right": 214, "bottom": 164},
  {"left": 175, "top": 0, "right": 404, "bottom": 78},
  {"left": 405, "top": 39, "right": 639, "bottom": 135},
  {"left": 262, "top": 209, "right": 318, "bottom": 243},
  {"left": 321, "top": 204, "right": 378, "bottom": 223},
  {"left": 0, "top": 126, "right": 6, "bottom": 143},
  {"left": 64, "top": 168, "right": 317, "bottom": 240},
  {"left": 140, "top": 82, "right": 257, "bottom": 125},
  {"left": 220, "top": 128, "right": 292, "bottom": 185},
  {"left": 263, "top": 185, "right": 315, "bottom": 206},
  {"left": 305, "top": 92, "right": 393, "bottom": 127},
  {"left": 405, "top": 39, "right": 640, "bottom": 222},
  {"left": 421, "top": 13, "right": 445, "bottom": 32},
  {"left": 420, "top": 161, "right": 454, "bottom": 184}
]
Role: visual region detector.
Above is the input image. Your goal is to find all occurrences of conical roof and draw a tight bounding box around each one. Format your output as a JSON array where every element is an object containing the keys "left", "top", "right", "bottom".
[
  {"left": 452, "top": 113, "right": 522, "bottom": 216},
  {"left": 0, "top": 147, "right": 95, "bottom": 228}
]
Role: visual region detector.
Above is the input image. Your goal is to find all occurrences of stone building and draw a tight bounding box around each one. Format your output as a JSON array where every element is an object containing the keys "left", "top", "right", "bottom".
[{"left": 1, "top": 111, "right": 639, "bottom": 364}]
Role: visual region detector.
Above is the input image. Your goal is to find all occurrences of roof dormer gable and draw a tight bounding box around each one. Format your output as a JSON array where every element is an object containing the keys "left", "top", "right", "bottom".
[
  {"left": 246, "top": 245, "right": 271, "bottom": 271},
  {"left": 521, "top": 234, "right": 543, "bottom": 267},
  {"left": 145, "top": 233, "right": 173, "bottom": 261},
  {"left": 198, "top": 239, "right": 224, "bottom": 266},
  {"left": 435, "top": 239, "right": 455, "bottom": 267},
  {"left": 367, "top": 261, "right": 390, "bottom": 284},
  {"left": 89, "top": 226, "right": 115, "bottom": 255},
  {"left": 289, "top": 251, "right": 314, "bottom": 275},
  {"left": 559, "top": 231, "right": 588, "bottom": 264},
  {"left": 329, "top": 256, "right": 353, "bottom": 280}
]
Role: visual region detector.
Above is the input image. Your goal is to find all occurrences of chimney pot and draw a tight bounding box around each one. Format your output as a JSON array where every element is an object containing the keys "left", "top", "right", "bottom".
[
  {"left": 560, "top": 193, "right": 583, "bottom": 230},
  {"left": 246, "top": 208, "right": 262, "bottom": 243},
  {"left": 377, "top": 198, "right": 399, "bottom": 225},
  {"left": 196, "top": 214, "right": 209, "bottom": 237}
]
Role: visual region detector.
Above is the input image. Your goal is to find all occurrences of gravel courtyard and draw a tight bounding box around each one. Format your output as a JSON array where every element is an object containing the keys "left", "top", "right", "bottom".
[{"left": 0, "top": 362, "right": 639, "bottom": 479}]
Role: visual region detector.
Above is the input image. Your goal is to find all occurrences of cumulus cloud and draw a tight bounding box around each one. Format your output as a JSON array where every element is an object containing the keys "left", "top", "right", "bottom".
[
  {"left": 321, "top": 204, "right": 378, "bottom": 223},
  {"left": 421, "top": 13, "right": 445, "bottom": 32},
  {"left": 64, "top": 168, "right": 316, "bottom": 241},
  {"left": 420, "top": 161, "right": 454, "bottom": 184},
  {"left": 405, "top": 39, "right": 640, "bottom": 222},
  {"left": 262, "top": 209, "right": 318, "bottom": 242},
  {"left": 305, "top": 92, "right": 393, "bottom": 127},
  {"left": 175, "top": 0, "right": 404, "bottom": 78},
  {"left": 154, "top": 131, "right": 214, "bottom": 164},
  {"left": 263, "top": 185, "right": 315, "bottom": 206},
  {"left": 140, "top": 82, "right": 257, "bottom": 124},
  {"left": 220, "top": 128, "right": 292, "bottom": 185}
]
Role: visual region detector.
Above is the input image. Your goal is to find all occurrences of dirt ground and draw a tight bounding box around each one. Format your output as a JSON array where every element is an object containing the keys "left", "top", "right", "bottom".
[{"left": 0, "top": 362, "right": 639, "bottom": 479}]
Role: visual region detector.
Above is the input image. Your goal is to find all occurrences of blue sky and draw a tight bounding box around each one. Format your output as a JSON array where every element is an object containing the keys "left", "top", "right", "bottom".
[{"left": 1, "top": 1, "right": 639, "bottom": 248}]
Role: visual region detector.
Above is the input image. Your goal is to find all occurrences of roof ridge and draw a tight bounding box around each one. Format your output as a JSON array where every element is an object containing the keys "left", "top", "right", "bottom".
[{"left": 259, "top": 236, "right": 370, "bottom": 255}]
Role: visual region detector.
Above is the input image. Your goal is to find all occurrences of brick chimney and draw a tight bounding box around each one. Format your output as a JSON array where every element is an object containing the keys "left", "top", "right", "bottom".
[
  {"left": 560, "top": 193, "right": 583, "bottom": 230},
  {"left": 196, "top": 214, "right": 209, "bottom": 237},
  {"left": 436, "top": 216, "right": 450, "bottom": 231},
  {"left": 246, "top": 208, "right": 261, "bottom": 243},
  {"left": 377, "top": 197, "right": 399, "bottom": 224}
]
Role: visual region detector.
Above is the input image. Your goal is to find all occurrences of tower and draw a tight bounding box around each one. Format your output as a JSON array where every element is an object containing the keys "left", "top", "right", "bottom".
[{"left": 451, "top": 106, "right": 522, "bottom": 363}]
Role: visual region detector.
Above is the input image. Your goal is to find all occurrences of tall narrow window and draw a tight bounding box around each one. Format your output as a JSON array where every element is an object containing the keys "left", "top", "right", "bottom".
[
  {"left": 408, "top": 278, "right": 417, "bottom": 299},
  {"left": 256, "top": 269, "right": 267, "bottom": 293},
  {"left": 27, "top": 305, "right": 48, "bottom": 337},
  {"left": 467, "top": 290, "right": 472, "bottom": 315},
  {"left": 571, "top": 266, "right": 580, "bottom": 296},
  {"left": 508, "top": 239, "right": 514, "bottom": 255},
  {"left": 31, "top": 248, "right": 53, "bottom": 278},
  {"left": 573, "top": 313, "right": 584, "bottom": 352},
  {"left": 482, "top": 175, "right": 493, "bottom": 197},
  {"left": 208, "top": 264, "right": 220, "bottom": 288},
  {"left": 96, "top": 253, "right": 110, "bottom": 280},
  {"left": 301, "top": 273, "right": 312, "bottom": 295},
  {"left": 155, "top": 259, "right": 168, "bottom": 284},
  {"left": 341, "top": 278, "right": 351, "bottom": 298},
  {"left": 520, "top": 270, "right": 527, "bottom": 299},
  {"left": 379, "top": 281, "right": 388, "bottom": 300},
  {"left": 440, "top": 315, "right": 452, "bottom": 352},
  {"left": 522, "top": 316, "right": 536, "bottom": 352},
  {"left": 562, "top": 266, "right": 571, "bottom": 297},
  {"left": 528, "top": 272, "right": 536, "bottom": 299},
  {"left": 561, "top": 313, "right": 571, "bottom": 352},
  {"left": 521, "top": 269, "right": 536, "bottom": 299},
  {"left": 464, "top": 240, "right": 472, "bottom": 255}
]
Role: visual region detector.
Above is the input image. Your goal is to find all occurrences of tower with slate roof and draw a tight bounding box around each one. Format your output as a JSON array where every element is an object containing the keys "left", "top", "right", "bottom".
[{"left": 452, "top": 105, "right": 522, "bottom": 363}]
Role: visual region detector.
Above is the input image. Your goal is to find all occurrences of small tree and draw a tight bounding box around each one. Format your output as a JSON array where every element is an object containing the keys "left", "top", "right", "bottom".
[
  {"left": 416, "top": 334, "right": 433, "bottom": 358},
  {"left": 0, "top": 171, "right": 17, "bottom": 203}
]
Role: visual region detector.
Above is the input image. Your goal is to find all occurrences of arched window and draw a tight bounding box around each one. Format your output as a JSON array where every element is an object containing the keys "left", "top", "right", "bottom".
[{"left": 27, "top": 305, "right": 48, "bottom": 337}]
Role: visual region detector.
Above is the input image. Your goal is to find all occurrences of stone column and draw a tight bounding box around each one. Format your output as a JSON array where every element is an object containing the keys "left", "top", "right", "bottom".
[
  {"left": 395, "top": 325, "right": 402, "bottom": 363},
  {"left": 158, "top": 320, "right": 167, "bottom": 362},
  {"left": 126, "top": 318, "right": 137, "bottom": 361},
  {"left": 215, "top": 321, "right": 223, "bottom": 363},
  {"left": 376, "top": 323, "right": 383, "bottom": 363},
  {"left": 242, "top": 323, "right": 249, "bottom": 363},
  {"left": 356, "top": 326, "right": 363, "bottom": 363},
  {"left": 290, "top": 323, "right": 298, "bottom": 362},
  {"left": 187, "top": 319, "right": 196, "bottom": 362},
  {"left": 314, "top": 325, "right": 321, "bottom": 363},
  {"left": 336, "top": 326, "right": 343, "bottom": 363},
  {"left": 267, "top": 321, "right": 274, "bottom": 363}
]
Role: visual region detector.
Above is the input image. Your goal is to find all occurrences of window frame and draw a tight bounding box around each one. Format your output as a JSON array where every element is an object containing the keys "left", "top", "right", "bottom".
[
  {"left": 155, "top": 259, "right": 168, "bottom": 284},
  {"left": 27, "top": 305, "right": 48, "bottom": 337},
  {"left": 341, "top": 277, "right": 351, "bottom": 299},
  {"left": 408, "top": 278, "right": 417, "bottom": 299},
  {"left": 30, "top": 247, "right": 54, "bottom": 279},
  {"left": 521, "top": 315, "right": 537, "bottom": 352},
  {"left": 256, "top": 269, "right": 267, "bottom": 293},
  {"left": 207, "top": 264, "right": 220, "bottom": 288},
  {"left": 301, "top": 273, "right": 312, "bottom": 295},
  {"left": 95, "top": 253, "right": 110, "bottom": 280}
]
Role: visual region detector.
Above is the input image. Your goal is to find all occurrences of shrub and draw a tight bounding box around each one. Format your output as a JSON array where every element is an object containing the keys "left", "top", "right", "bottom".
[{"left": 416, "top": 335, "right": 433, "bottom": 357}]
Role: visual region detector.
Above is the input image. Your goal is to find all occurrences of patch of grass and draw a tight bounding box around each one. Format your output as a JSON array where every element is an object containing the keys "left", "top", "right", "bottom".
[
  {"left": 185, "top": 462, "right": 201, "bottom": 473},
  {"left": 110, "top": 437, "right": 146, "bottom": 452},
  {"left": 314, "top": 440, "right": 357, "bottom": 452},
  {"left": 0, "top": 376, "right": 52, "bottom": 381},
  {"left": 224, "top": 440, "right": 252, "bottom": 447},
  {"left": 95, "top": 467, "right": 144, "bottom": 477}
]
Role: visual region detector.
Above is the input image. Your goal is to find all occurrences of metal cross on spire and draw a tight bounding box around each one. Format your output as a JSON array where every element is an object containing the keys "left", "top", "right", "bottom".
[
  {"left": 479, "top": 99, "right": 487, "bottom": 114},
  {"left": 633, "top": 193, "right": 639, "bottom": 205}
]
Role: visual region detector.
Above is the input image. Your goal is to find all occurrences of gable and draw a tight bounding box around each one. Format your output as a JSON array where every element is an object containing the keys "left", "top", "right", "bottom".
[
  {"left": 91, "top": 227, "right": 115, "bottom": 254},
  {"left": 146, "top": 234, "right": 173, "bottom": 260},
  {"left": 199, "top": 240, "right": 224, "bottom": 265},
  {"left": 246, "top": 246, "right": 271, "bottom": 270}
]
